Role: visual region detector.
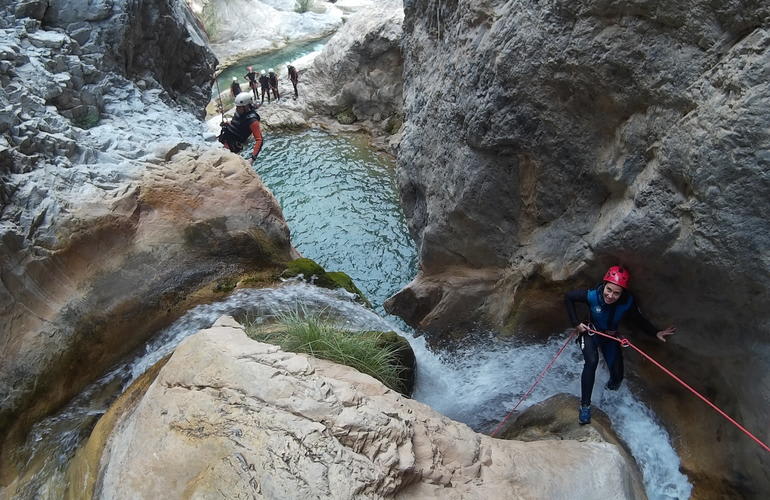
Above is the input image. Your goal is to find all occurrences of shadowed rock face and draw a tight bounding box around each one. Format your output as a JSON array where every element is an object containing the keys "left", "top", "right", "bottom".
[
  {"left": 389, "top": 0, "right": 769, "bottom": 495},
  {"left": 72, "top": 317, "right": 644, "bottom": 500}
]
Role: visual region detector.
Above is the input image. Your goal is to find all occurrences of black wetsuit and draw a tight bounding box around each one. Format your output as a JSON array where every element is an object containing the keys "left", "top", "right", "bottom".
[
  {"left": 565, "top": 284, "right": 658, "bottom": 406},
  {"left": 258, "top": 74, "right": 270, "bottom": 103},
  {"left": 218, "top": 107, "right": 263, "bottom": 158},
  {"left": 268, "top": 72, "right": 279, "bottom": 100},
  {"left": 288, "top": 65, "right": 299, "bottom": 98},
  {"left": 245, "top": 71, "right": 258, "bottom": 99},
  {"left": 230, "top": 81, "right": 242, "bottom": 98}
]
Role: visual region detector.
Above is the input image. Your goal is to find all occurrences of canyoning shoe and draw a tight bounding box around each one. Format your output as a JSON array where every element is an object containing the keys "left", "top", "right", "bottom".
[
  {"left": 606, "top": 380, "right": 622, "bottom": 391},
  {"left": 578, "top": 405, "right": 592, "bottom": 425}
]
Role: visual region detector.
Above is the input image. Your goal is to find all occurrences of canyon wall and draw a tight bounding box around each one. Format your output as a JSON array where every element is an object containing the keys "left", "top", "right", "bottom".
[{"left": 388, "top": 0, "right": 769, "bottom": 496}]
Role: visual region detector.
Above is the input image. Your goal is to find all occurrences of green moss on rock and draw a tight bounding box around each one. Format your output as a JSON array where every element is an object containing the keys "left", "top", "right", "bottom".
[
  {"left": 281, "top": 258, "right": 371, "bottom": 307},
  {"left": 334, "top": 108, "right": 358, "bottom": 125}
]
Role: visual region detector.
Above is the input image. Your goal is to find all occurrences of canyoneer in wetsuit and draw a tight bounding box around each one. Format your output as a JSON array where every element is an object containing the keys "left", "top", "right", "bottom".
[
  {"left": 564, "top": 265, "right": 676, "bottom": 424},
  {"left": 258, "top": 70, "right": 271, "bottom": 104},
  {"left": 244, "top": 66, "right": 259, "bottom": 100},
  {"left": 268, "top": 68, "right": 279, "bottom": 100},
  {"left": 288, "top": 64, "right": 299, "bottom": 99},
  {"left": 229, "top": 77, "right": 242, "bottom": 99},
  {"left": 218, "top": 92, "right": 263, "bottom": 165}
]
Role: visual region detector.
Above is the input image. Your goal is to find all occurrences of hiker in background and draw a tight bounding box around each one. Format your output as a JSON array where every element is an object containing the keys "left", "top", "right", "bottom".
[
  {"left": 288, "top": 64, "right": 299, "bottom": 99},
  {"left": 229, "top": 77, "right": 242, "bottom": 99},
  {"left": 258, "top": 70, "right": 271, "bottom": 104},
  {"left": 218, "top": 92, "right": 263, "bottom": 165},
  {"left": 564, "top": 265, "right": 676, "bottom": 425},
  {"left": 268, "top": 68, "right": 280, "bottom": 100},
  {"left": 244, "top": 66, "right": 259, "bottom": 100}
]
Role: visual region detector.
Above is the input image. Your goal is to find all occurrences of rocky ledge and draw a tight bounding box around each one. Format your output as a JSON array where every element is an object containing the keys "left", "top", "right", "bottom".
[{"left": 68, "top": 316, "right": 645, "bottom": 499}]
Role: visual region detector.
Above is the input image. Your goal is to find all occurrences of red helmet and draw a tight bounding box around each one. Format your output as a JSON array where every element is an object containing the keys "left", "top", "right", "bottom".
[{"left": 603, "top": 266, "right": 630, "bottom": 288}]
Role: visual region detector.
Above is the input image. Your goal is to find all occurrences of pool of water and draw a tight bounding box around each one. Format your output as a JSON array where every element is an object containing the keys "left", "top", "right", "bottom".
[
  {"left": 213, "top": 36, "right": 330, "bottom": 99},
  {"left": 243, "top": 129, "right": 417, "bottom": 312}
]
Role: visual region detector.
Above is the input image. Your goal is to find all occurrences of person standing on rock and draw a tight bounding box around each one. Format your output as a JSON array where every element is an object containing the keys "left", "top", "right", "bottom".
[
  {"left": 229, "top": 77, "right": 242, "bottom": 99},
  {"left": 258, "top": 70, "right": 271, "bottom": 104},
  {"left": 564, "top": 266, "right": 676, "bottom": 425},
  {"left": 287, "top": 64, "right": 299, "bottom": 99},
  {"left": 244, "top": 66, "right": 259, "bottom": 100},
  {"left": 217, "top": 92, "right": 263, "bottom": 165},
  {"left": 268, "top": 68, "right": 280, "bottom": 100}
]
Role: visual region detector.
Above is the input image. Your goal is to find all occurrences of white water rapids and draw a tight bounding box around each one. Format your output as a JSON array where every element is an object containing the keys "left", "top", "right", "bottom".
[{"left": 19, "top": 281, "right": 691, "bottom": 499}]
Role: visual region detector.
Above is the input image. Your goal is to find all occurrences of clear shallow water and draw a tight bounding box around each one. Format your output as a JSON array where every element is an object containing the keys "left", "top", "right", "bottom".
[
  {"left": 213, "top": 36, "right": 330, "bottom": 99},
  {"left": 245, "top": 129, "right": 417, "bottom": 312}
]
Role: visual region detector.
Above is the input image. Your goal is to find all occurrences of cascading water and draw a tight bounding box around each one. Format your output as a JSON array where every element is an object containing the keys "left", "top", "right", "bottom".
[{"left": 10, "top": 129, "right": 693, "bottom": 499}]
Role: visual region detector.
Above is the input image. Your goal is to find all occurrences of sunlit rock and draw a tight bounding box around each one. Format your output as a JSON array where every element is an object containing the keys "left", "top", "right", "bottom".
[{"left": 82, "top": 317, "right": 645, "bottom": 499}]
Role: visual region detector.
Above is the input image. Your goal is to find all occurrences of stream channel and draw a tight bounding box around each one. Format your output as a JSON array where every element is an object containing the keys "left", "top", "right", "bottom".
[{"left": 10, "top": 46, "right": 692, "bottom": 500}]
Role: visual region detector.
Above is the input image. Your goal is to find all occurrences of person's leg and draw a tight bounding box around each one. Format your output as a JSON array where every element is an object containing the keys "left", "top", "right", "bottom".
[
  {"left": 293, "top": 81, "right": 298, "bottom": 98},
  {"left": 580, "top": 334, "right": 600, "bottom": 406},
  {"left": 600, "top": 338, "right": 624, "bottom": 390}
]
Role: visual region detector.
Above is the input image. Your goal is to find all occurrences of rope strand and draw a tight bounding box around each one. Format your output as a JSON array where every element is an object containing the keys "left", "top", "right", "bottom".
[{"left": 585, "top": 326, "right": 770, "bottom": 454}]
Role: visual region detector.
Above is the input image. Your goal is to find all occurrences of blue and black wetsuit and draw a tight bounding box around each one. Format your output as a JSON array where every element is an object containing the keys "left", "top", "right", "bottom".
[{"left": 564, "top": 284, "right": 658, "bottom": 406}]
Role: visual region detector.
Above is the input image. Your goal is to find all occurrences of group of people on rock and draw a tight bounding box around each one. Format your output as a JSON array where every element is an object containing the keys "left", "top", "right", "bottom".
[
  {"left": 219, "top": 63, "right": 301, "bottom": 162},
  {"left": 229, "top": 64, "right": 300, "bottom": 104}
]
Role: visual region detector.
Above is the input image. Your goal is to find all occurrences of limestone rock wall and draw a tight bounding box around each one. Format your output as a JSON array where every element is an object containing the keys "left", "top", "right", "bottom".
[
  {"left": 389, "top": 0, "right": 769, "bottom": 495},
  {"left": 0, "top": 0, "right": 295, "bottom": 463},
  {"left": 82, "top": 317, "right": 644, "bottom": 499},
  {"left": 255, "top": 0, "right": 404, "bottom": 145}
]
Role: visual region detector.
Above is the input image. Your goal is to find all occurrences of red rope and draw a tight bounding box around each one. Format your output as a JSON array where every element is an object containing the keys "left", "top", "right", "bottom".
[
  {"left": 490, "top": 331, "right": 576, "bottom": 437},
  {"left": 585, "top": 326, "right": 770, "bottom": 454}
]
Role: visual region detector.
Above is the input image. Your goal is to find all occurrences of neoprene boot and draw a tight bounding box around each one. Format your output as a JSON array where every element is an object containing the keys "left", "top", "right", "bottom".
[{"left": 579, "top": 405, "right": 592, "bottom": 425}]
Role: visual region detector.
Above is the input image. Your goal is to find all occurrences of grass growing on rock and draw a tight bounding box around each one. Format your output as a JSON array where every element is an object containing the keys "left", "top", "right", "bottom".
[{"left": 244, "top": 312, "right": 405, "bottom": 392}]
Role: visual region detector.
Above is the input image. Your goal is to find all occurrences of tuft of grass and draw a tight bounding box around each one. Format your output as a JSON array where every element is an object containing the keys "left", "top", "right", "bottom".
[
  {"left": 244, "top": 311, "right": 405, "bottom": 391},
  {"left": 295, "top": 0, "right": 314, "bottom": 13}
]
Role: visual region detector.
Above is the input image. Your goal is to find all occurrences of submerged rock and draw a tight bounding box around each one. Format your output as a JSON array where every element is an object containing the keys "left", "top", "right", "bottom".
[
  {"left": 390, "top": 0, "right": 770, "bottom": 493},
  {"left": 80, "top": 317, "right": 645, "bottom": 499}
]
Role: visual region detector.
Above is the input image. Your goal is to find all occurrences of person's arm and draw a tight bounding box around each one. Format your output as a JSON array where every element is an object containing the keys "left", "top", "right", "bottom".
[
  {"left": 625, "top": 301, "right": 676, "bottom": 341},
  {"left": 564, "top": 289, "right": 589, "bottom": 331},
  {"left": 249, "top": 120, "right": 263, "bottom": 162}
]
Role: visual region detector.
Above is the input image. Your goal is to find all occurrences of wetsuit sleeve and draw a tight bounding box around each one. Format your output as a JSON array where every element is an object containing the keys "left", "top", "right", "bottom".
[
  {"left": 564, "top": 289, "right": 589, "bottom": 327},
  {"left": 250, "top": 120, "right": 263, "bottom": 158},
  {"left": 624, "top": 301, "right": 659, "bottom": 337}
]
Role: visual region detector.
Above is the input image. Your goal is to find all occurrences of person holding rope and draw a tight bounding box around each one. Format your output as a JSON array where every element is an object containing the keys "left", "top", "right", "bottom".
[
  {"left": 217, "top": 92, "right": 263, "bottom": 165},
  {"left": 564, "top": 265, "right": 676, "bottom": 424}
]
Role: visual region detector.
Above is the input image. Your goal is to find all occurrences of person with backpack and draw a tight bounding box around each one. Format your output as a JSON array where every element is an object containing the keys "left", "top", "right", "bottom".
[
  {"left": 564, "top": 266, "right": 676, "bottom": 424},
  {"left": 217, "top": 92, "right": 263, "bottom": 165}
]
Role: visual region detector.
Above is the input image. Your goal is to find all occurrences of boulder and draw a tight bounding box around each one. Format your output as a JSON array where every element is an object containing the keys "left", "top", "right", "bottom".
[
  {"left": 0, "top": 148, "right": 294, "bottom": 476},
  {"left": 75, "top": 317, "right": 645, "bottom": 499},
  {"left": 390, "top": 1, "right": 770, "bottom": 494}
]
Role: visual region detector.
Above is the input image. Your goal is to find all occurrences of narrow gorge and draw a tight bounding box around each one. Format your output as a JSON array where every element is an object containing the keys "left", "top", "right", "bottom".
[{"left": 0, "top": 0, "right": 767, "bottom": 499}]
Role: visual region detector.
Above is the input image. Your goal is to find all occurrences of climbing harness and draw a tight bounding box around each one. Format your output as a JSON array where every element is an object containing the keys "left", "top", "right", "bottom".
[
  {"left": 489, "top": 330, "right": 576, "bottom": 437},
  {"left": 491, "top": 326, "right": 770, "bottom": 455}
]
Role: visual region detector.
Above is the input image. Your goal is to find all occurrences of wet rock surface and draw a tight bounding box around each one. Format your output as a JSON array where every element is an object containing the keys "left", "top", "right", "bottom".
[
  {"left": 391, "top": 0, "right": 770, "bottom": 495},
  {"left": 251, "top": 0, "right": 404, "bottom": 148},
  {"left": 81, "top": 316, "right": 645, "bottom": 499},
  {"left": 0, "top": 0, "right": 295, "bottom": 469}
]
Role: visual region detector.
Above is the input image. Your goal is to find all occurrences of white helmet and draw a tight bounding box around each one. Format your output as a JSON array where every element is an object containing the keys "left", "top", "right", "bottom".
[
  {"left": 269, "top": 68, "right": 275, "bottom": 73},
  {"left": 260, "top": 70, "right": 266, "bottom": 75},
  {"left": 232, "top": 77, "right": 237, "bottom": 81},
  {"left": 234, "top": 92, "right": 254, "bottom": 106}
]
